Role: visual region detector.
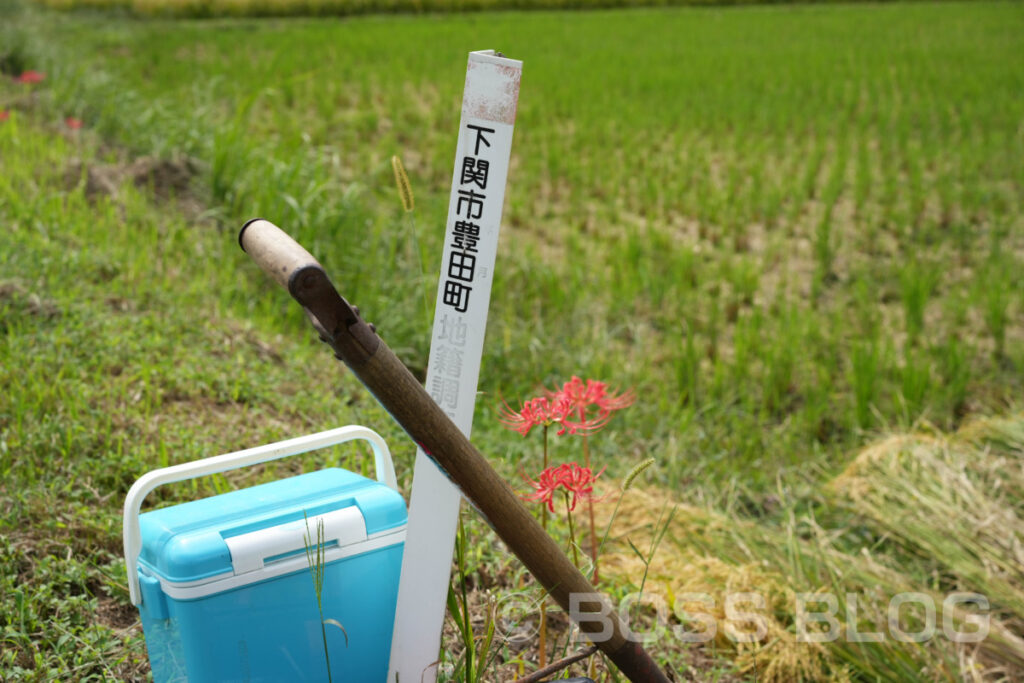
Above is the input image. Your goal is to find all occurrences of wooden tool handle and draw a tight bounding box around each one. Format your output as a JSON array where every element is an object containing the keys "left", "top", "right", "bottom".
[
  {"left": 240, "top": 218, "right": 380, "bottom": 365},
  {"left": 239, "top": 218, "right": 323, "bottom": 291}
]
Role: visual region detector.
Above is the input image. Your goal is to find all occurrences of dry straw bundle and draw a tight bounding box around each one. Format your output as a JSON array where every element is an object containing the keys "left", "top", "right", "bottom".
[{"left": 599, "top": 415, "right": 1024, "bottom": 681}]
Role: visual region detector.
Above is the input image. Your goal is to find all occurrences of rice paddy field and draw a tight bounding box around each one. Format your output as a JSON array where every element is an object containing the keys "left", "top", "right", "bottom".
[{"left": 1, "top": 0, "right": 1022, "bottom": 679}]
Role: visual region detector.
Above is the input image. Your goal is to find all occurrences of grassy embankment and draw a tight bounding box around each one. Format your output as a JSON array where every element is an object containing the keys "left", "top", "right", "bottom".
[{"left": 1, "top": 0, "right": 1022, "bottom": 679}]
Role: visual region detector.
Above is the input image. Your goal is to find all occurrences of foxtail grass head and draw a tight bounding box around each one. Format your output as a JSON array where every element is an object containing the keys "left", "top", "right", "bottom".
[
  {"left": 391, "top": 155, "right": 414, "bottom": 212},
  {"left": 622, "top": 457, "right": 656, "bottom": 491}
]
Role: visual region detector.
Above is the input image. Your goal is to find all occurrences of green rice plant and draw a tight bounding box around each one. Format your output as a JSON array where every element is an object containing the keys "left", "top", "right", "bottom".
[
  {"left": 761, "top": 305, "right": 809, "bottom": 420},
  {"left": 802, "top": 138, "right": 825, "bottom": 201},
  {"left": 936, "top": 336, "right": 971, "bottom": 422},
  {"left": 899, "top": 348, "right": 932, "bottom": 424},
  {"left": 812, "top": 210, "right": 835, "bottom": 298},
  {"left": 674, "top": 319, "right": 700, "bottom": 408},
  {"left": 980, "top": 252, "right": 1012, "bottom": 360},
  {"left": 853, "top": 135, "right": 872, "bottom": 217},
  {"left": 727, "top": 255, "right": 759, "bottom": 309},
  {"left": 899, "top": 258, "right": 938, "bottom": 344},
  {"left": 850, "top": 338, "right": 880, "bottom": 430}
]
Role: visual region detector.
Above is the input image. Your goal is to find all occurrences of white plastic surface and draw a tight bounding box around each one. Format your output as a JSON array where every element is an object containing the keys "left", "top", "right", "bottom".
[
  {"left": 123, "top": 425, "right": 398, "bottom": 606},
  {"left": 389, "top": 49, "right": 521, "bottom": 683},
  {"left": 224, "top": 505, "right": 367, "bottom": 575}
]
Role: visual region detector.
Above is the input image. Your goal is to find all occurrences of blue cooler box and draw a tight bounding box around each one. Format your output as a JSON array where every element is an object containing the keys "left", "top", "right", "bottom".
[{"left": 123, "top": 426, "right": 407, "bottom": 683}]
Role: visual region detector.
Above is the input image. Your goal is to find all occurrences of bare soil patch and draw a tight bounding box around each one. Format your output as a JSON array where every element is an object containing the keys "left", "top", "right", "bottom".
[{"left": 64, "top": 154, "right": 206, "bottom": 214}]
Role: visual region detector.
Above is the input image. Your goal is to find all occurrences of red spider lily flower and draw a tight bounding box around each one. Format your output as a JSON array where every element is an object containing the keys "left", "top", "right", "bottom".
[
  {"left": 14, "top": 70, "right": 45, "bottom": 84},
  {"left": 522, "top": 464, "right": 567, "bottom": 512},
  {"left": 0, "top": 110, "right": 9, "bottom": 122},
  {"left": 498, "top": 394, "right": 572, "bottom": 437},
  {"left": 499, "top": 393, "right": 610, "bottom": 437},
  {"left": 523, "top": 462, "right": 604, "bottom": 513},
  {"left": 557, "top": 462, "right": 606, "bottom": 511},
  {"left": 556, "top": 376, "right": 635, "bottom": 421},
  {"left": 557, "top": 409, "right": 612, "bottom": 436}
]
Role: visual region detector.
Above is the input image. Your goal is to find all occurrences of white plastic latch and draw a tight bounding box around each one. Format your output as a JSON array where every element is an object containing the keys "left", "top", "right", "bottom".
[{"left": 224, "top": 506, "right": 367, "bottom": 575}]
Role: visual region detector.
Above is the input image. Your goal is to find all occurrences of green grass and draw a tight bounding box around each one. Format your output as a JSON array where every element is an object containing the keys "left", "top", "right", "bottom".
[
  {"left": 21, "top": 0, "right": 1019, "bottom": 482},
  {"left": 1, "top": 0, "right": 1022, "bottom": 679}
]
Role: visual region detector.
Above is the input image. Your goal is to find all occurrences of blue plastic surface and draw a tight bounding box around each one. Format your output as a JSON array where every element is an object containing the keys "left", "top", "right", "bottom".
[
  {"left": 137, "top": 468, "right": 407, "bottom": 682},
  {"left": 139, "top": 468, "right": 406, "bottom": 582}
]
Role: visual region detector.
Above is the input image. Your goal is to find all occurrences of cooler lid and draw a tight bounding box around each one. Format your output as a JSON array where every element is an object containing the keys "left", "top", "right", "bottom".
[{"left": 138, "top": 468, "right": 407, "bottom": 584}]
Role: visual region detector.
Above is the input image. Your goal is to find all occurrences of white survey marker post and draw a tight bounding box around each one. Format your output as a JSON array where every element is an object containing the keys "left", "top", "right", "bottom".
[{"left": 388, "top": 50, "right": 521, "bottom": 683}]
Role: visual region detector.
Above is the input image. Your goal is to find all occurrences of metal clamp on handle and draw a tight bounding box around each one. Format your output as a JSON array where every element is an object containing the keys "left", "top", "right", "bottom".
[{"left": 123, "top": 425, "right": 398, "bottom": 606}]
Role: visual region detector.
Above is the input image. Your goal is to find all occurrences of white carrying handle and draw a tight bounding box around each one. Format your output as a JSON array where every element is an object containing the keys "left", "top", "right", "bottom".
[{"left": 123, "top": 425, "right": 398, "bottom": 606}]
